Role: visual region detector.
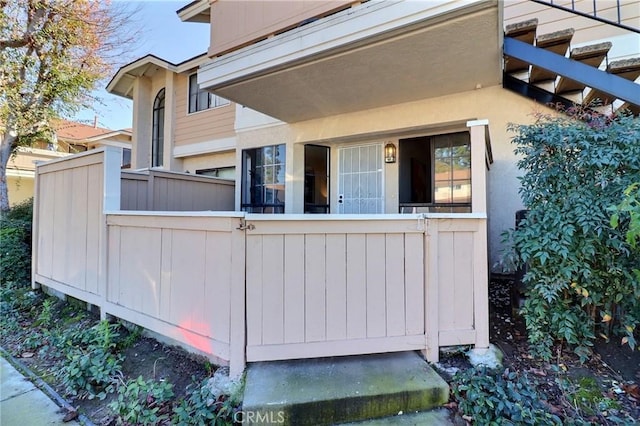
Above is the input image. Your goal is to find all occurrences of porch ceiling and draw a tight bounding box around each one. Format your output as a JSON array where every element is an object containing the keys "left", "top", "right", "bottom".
[{"left": 199, "top": 1, "right": 501, "bottom": 123}]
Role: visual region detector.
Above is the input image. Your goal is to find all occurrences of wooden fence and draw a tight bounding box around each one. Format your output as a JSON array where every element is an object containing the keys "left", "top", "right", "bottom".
[
  {"left": 33, "top": 146, "right": 489, "bottom": 377},
  {"left": 121, "top": 170, "right": 234, "bottom": 211}
]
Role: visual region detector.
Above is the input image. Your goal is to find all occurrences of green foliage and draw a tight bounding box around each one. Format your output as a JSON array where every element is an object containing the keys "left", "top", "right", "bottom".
[
  {"left": 452, "top": 367, "right": 562, "bottom": 425},
  {"left": 0, "top": 198, "right": 32, "bottom": 285},
  {"left": 173, "top": 377, "right": 240, "bottom": 426},
  {"left": 503, "top": 111, "right": 640, "bottom": 360},
  {"left": 561, "top": 376, "right": 621, "bottom": 418},
  {"left": 58, "top": 321, "right": 124, "bottom": 399},
  {"left": 109, "top": 376, "right": 174, "bottom": 426}
]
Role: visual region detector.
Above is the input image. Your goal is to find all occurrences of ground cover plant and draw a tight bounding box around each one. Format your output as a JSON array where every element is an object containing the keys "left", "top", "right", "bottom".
[
  {"left": 1, "top": 194, "right": 637, "bottom": 424},
  {"left": 501, "top": 110, "right": 640, "bottom": 361}
]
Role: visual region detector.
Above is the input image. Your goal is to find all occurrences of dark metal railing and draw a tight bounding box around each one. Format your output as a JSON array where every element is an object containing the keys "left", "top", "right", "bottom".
[{"left": 530, "top": 0, "right": 639, "bottom": 33}]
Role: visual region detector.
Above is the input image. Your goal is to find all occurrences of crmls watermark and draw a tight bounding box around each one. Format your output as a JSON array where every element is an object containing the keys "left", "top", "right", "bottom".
[{"left": 233, "top": 410, "right": 286, "bottom": 424}]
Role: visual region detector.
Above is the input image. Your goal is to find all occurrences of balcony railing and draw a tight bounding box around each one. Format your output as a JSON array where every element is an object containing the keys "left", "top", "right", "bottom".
[{"left": 530, "top": 0, "right": 639, "bottom": 33}]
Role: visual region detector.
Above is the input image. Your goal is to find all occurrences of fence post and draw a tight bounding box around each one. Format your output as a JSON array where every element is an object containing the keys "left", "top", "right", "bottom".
[
  {"left": 423, "top": 218, "right": 440, "bottom": 362},
  {"left": 467, "top": 120, "right": 490, "bottom": 352},
  {"left": 229, "top": 214, "right": 247, "bottom": 378},
  {"left": 100, "top": 147, "right": 122, "bottom": 320}
]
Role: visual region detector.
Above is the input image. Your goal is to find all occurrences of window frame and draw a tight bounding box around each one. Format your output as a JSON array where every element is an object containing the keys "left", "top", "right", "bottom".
[
  {"left": 241, "top": 144, "right": 286, "bottom": 214},
  {"left": 152, "top": 88, "right": 165, "bottom": 168},
  {"left": 188, "top": 73, "right": 230, "bottom": 114},
  {"left": 398, "top": 131, "right": 471, "bottom": 213}
]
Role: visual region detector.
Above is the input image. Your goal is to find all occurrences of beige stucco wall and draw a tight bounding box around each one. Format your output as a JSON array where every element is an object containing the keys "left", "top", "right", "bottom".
[
  {"left": 7, "top": 175, "right": 35, "bottom": 207},
  {"left": 182, "top": 151, "right": 236, "bottom": 174},
  {"left": 234, "top": 85, "right": 556, "bottom": 270}
]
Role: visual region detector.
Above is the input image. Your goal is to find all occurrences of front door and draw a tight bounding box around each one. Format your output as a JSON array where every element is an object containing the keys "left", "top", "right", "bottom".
[{"left": 337, "top": 144, "right": 383, "bottom": 214}]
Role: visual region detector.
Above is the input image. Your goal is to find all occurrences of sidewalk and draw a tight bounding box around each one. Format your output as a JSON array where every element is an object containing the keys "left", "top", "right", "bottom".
[{"left": 0, "top": 356, "right": 79, "bottom": 425}]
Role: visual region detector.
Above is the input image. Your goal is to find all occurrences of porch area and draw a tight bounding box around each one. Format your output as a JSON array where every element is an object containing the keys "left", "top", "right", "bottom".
[{"left": 32, "top": 123, "right": 491, "bottom": 378}]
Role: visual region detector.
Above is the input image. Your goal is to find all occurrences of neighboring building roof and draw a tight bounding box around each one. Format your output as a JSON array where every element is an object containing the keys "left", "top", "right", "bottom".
[
  {"left": 106, "top": 52, "right": 208, "bottom": 99},
  {"left": 55, "top": 119, "right": 131, "bottom": 142}
]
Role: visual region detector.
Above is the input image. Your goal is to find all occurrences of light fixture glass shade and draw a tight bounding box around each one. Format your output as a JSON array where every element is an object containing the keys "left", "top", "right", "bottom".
[{"left": 384, "top": 143, "right": 396, "bottom": 163}]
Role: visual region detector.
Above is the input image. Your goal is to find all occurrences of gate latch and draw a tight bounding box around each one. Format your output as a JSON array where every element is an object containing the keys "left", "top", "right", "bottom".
[{"left": 237, "top": 219, "right": 255, "bottom": 231}]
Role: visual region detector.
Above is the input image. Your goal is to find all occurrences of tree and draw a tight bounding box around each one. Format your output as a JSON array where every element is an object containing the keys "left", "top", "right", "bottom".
[{"left": 0, "top": 0, "right": 136, "bottom": 212}]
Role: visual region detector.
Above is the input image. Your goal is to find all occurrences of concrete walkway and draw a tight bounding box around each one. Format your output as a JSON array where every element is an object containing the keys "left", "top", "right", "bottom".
[{"left": 0, "top": 356, "right": 79, "bottom": 425}]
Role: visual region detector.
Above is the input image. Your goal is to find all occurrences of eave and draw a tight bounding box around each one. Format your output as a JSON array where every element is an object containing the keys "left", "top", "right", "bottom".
[{"left": 198, "top": 0, "right": 501, "bottom": 123}]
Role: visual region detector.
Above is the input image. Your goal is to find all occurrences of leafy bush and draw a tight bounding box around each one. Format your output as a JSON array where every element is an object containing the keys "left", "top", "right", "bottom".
[
  {"left": 109, "top": 376, "right": 174, "bottom": 425},
  {"left": 452, "top": 367, "right": 561, "bottom": 425},
  {"left": 503, "top": 111, "right": 640, "bottom": 360},
  {"left": 0, "top": 199, "right": 32, "bottom": 285},
  {"left": 173, "top": 378, "right": 239, "bottom": 426},
  {"left": 58, "top": 321, "right": 124, "bottom": 399}
]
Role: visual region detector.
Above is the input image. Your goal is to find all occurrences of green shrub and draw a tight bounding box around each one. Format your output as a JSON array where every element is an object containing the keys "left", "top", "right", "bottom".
[
  {"left": 452, "top": 367, "right": 561, "bottom": 425},
  {"left": 173, "top": 377, "right": 240, "bottom": 426},
  {"left": 0, "top": 198, "right": 33, "bottom": 286},
  {"left": 503, "top": 111, "right": 640, "bottom": 360},
  {"left": 58, "top": 321, "right": 124, "bottom": 399},
  {"left": 109, "top": 376, "right": 174, "bottom": 425}
]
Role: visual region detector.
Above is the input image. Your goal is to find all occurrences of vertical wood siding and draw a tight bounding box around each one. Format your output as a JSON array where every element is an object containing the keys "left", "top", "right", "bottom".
[
  {"left": 105, "top": 214, "right": 245, "bottom": 368},
  {"left": 33, "top": 151, "right": 107, "bottom": 304},
  {"left": 243, "top": 217, "right": 429, "bottom": 361},
  {"left": 120, "top": 170, "right": 235, "bottom": 211}
]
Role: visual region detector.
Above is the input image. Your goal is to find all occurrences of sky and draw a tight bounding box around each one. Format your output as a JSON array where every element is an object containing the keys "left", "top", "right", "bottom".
[{"left": 73, "top": 1, "right": 210, "bottom": 130}]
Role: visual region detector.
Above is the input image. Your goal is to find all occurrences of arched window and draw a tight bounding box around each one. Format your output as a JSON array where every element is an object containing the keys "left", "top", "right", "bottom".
[{"left": 152, "top": 88, "right": 165, "bottom": 167}]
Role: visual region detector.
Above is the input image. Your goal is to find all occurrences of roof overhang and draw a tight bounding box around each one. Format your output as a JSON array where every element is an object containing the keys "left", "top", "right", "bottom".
[
  {"left": 198, "top": 0, "right": 501, "bottom": 123},
  {"left": 106, "top": 53, "right": 207, "bottom": 99},
  {"left": 177, "top": 0, "right": 210, "bottom": 23}
]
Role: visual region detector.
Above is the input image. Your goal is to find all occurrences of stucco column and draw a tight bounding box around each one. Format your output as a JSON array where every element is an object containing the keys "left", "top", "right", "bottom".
[
  {"left": 132, "top": 76, "right": 152, "bottom": 170},
  {"left": 163, "top": 72, "right": 181, "bottom": 171}
]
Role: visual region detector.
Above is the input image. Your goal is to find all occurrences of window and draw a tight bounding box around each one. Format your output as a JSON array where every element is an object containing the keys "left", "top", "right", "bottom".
[
  {"left": 399, "top": 132, "right": 471, "bottom": 213},
  {"left": 122, "top": 148, "right": 131, "bottom": 169},
  {"left": 188, "top": 74, "right": 229, "bottom": 113},
  {"left": 242, "top": 144, "right": 286, "bottom": 213},
  {"left": 152, "top": 88, "right": 165, "bottom": 167},
  {"left": 196, "top": 167, "right": 235, "bottom": 180},
  {"left": 304, "top": 145, "right": 330, "bottom": 213},
  {"left": 68, "top": 143, "right": 87, "bottom": 153}
]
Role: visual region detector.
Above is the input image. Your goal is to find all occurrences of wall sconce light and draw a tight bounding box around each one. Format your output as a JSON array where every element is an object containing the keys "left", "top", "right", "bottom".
[{"left": 384, "top": 143, "right": 396, "bottom": 163}]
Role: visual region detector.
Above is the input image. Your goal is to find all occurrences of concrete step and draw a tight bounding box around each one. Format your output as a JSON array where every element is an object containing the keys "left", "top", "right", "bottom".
[
  {"left": 242, "top": 351, "right": 450, "bottom": 426},
  {"left": 339, "top": 408, "right": 454, "bottom": 425},
  {"left": 555, "top": 42, "right": 612, "bottom": 94},
  {"left": 529, "top": 28, "right": 574, "bottom": 83},
  {"left": 504, "top": 18, "right": 538, "bottom": 73},
  {"left": 583, "top": 57, "right": 640, "bottom": 107}
]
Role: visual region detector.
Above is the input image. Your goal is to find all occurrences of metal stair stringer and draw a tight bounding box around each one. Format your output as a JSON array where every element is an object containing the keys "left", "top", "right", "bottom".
[{"left": 504, "top": 36, "right": 640, "bottom": 110}]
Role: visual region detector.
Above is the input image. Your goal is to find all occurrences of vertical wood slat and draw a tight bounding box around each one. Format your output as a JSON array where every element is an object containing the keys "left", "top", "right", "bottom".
[
  {"left": 106, "top": 226, "right": 121, "bottom": 305},
  {"left": 385, "top": 234, "right": 405, "bottom": 337},
  {"left": 346, "top": 234, "right": 367, "bottom": 339},
  {"left": 325, "top": 234, "right": 347, "bottom": 341},
  {"left": 454, "top": 232, "right": 474, "bottom": 330},
  {"left": 305, "top": 234, "right": 326, "bottom": 342},
  {"left": 405, "top": 233, "right": 424, "bottom": 336},
  {"left": 246, "top": 235, "right": 263, "bottom": 346},
  {"left": 366, "top": 234, "right": 386, "bottom": 338},
  {"left": 437, "top": 231, "right": 455, "bottom": 331},
  {"left": 207, "top": 231, "right": 232, "bottom": 343},
  {"left": 262, "top": 235, "right": 285, "bottom": 345},
  {"left": 86, "top": 164, "right": 102, "bottom": 294},
  {"left": 284, "top": 234, "right": 305, "bottom": 343}
]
